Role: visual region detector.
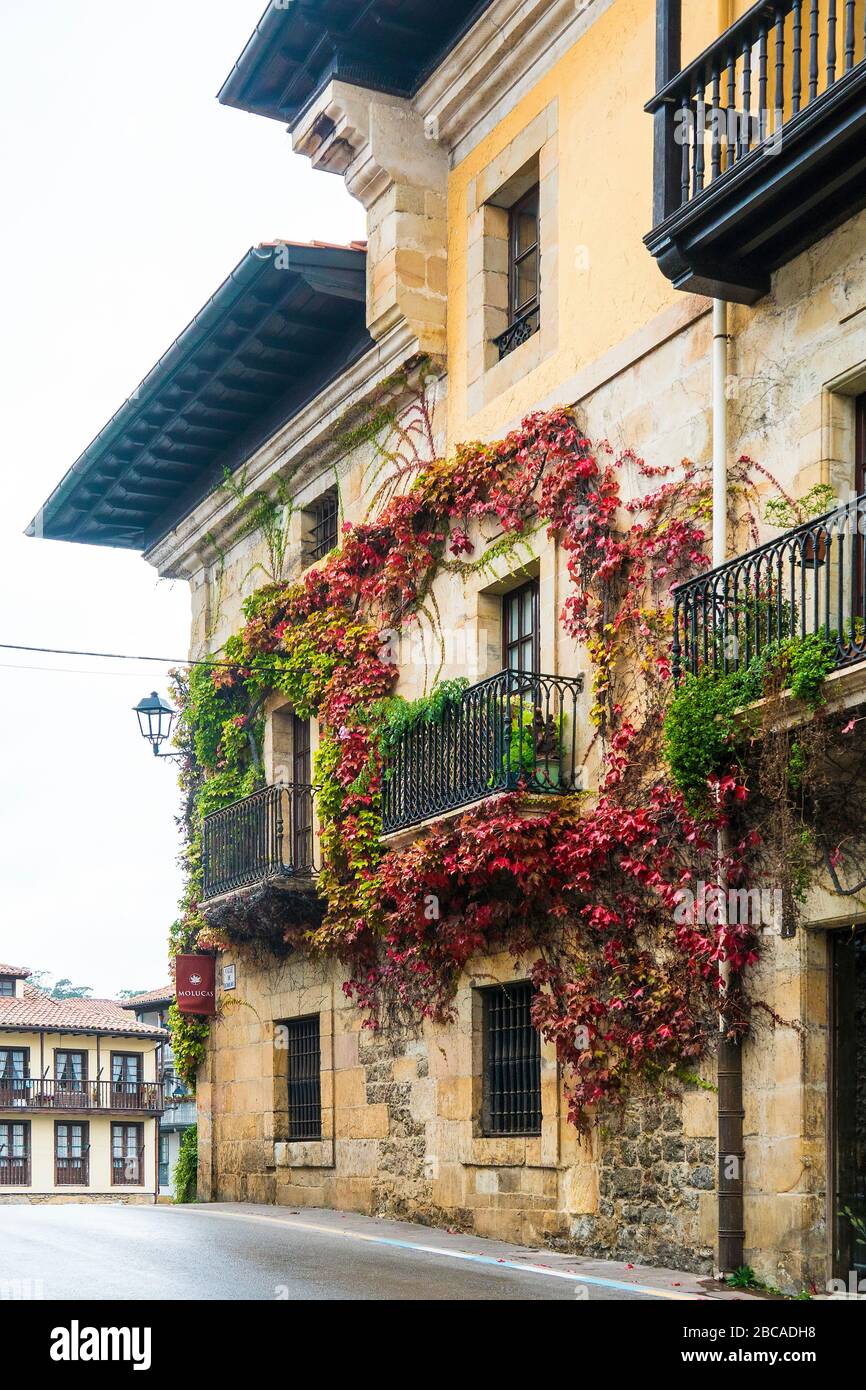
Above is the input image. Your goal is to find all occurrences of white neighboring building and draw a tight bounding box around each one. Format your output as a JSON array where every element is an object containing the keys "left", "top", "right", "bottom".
[{"left": 120, "top": 988, "right": 195, "bottom": 1198}]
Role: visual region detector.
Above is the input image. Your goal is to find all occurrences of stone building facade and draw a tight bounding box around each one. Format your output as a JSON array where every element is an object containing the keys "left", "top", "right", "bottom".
[{"left": 31, "top": 0, "right": 866, "bottom": 1290}]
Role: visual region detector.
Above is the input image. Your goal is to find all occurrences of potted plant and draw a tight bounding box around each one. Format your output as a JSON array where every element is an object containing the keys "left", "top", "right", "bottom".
[{"left": 503, "top": 698, "right": 562, "bottom": 789}]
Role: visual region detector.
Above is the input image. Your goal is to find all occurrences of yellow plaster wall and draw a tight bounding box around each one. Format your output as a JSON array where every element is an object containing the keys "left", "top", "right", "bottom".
[{"left": 444, "top": 0, "right": 735, "bottom": 450}]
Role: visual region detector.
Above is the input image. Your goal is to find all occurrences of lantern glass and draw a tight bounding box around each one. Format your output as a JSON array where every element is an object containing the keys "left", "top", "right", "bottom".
[{"left": 134, "top": 691, "right": 176, "bottom": 752}]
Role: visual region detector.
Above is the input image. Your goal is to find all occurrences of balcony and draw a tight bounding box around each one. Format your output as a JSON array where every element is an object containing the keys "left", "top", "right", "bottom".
[
  {"left": 646, "top": 0, "right": 866, "bottom": 303},
  {"left": 381, "top": 669, "right": 584, "bottom": 836},
  {"left": 201, "top": 782, "right": 318, "bottom": 903},
  {"left": 672, "top": 494, "right": 866, "bottom": 680},
  {"left": 161, "top": 1098, "right": 196, "bottom": 1131},
  {"left": 0, "top": 1080, "right": 164, "bottom": 1115}
]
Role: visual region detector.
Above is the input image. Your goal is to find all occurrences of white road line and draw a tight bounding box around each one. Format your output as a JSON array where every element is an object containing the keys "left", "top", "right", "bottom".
[{"left": 165, "top": 1206, "right": 705, "bottom": 1300}]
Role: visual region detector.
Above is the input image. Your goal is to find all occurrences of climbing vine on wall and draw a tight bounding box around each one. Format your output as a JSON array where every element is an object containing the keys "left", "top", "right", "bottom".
[{"left": 166, "top": 402, "right": 851, "bottom": 1125}]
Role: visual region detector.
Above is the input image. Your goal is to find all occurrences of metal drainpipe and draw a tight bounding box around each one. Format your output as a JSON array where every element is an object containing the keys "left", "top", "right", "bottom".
[{"left": 712, "top": 295, "right": 745, "bottom": 1275}]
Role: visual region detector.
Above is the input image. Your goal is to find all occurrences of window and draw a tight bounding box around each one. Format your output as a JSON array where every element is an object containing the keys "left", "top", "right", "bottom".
[
  {"left": 158, "top": 1135, "right": 170, "bottom": 1189},
  {"left": 481, "top": 982, "right": 541, "bottom": 1137},
  {"left": 503, "top": 579, "right": 540, "bottom": 675},
  {"left": 304, "top": 489, "right": 339, "bottom": 563},
  {"left": 285, "top": 1016, "right": 322, "bottom": 1141},
  {"left": 0, "top": 1047, "right": 29, "bottom": 1101},
  {"left": 292, "top": 713, "right": 311, "bottom": 785},
  {"left": 495, "top": 185, "right": 540, "bottom": 361},
  {"left": 0, "top": 1122, "right": 30, "bottom": 1186},
  {"left": 55, "top": 1121, "right": 89, "bottom": 1185},
  {"left": 112, "top": 1123, "right": 144, "bottom": 1186},
  {"left": 55, "top": 1050, "right": 87, "bottom": 1092},
  {"left": 510, "top": 187, "right": 540, "bottom": 322},
  {"left": 291, "top": 714, "right": 315, "bottom": 869},
  {"left": 856, "top": 394, "right": 866, "bottom": 615},
  {"left": 831, "top": 927, "right": 866, "bottom": 1279},
  {"left": 111, "top": 1053, "right": 142, "bottom": 1108},
  {"left": 0, "top": 979, "right": 15, "bottom": 996}
]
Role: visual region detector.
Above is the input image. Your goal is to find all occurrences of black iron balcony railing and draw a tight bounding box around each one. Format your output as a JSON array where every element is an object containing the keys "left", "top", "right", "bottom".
[
  {"left": 646, "top": 0, "right": 866, "bottom": 302},
  {"left": 0, "top": 1080, "right": 164, "bottom": 1114},
  {"left": 672, "top": 494, "right": 866, "bottom": 680},
  {"left": 381, "top": 669, "right": 584, "bottom": 835},
  {"left": 201, "top": 782, "right": 317, "bottom": 901}
]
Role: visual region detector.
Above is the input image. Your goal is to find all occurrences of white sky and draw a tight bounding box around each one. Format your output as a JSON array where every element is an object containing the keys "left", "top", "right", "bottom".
[{"left": 0, "top": 1, "right": 365, "bottom": 995}]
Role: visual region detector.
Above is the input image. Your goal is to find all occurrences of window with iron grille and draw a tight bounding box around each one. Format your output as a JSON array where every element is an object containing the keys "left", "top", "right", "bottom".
[
  {"left": 285, "top": 1015, "right": 322, "bottom": 1140},
  {"left": 55, "top": 1121, "right": 89, "bottom": 1186},
  {"left": 0, "top": 1121, "right": 30, "bottom": 1186},
  {"left": 304, "top": 489, "right": 339, "bottom": 563},
  {"left": 481, "top": 983, "right": 541, "bottom": 1137},
  {"left": 112, "top": 1122, "right": 144, "bottom": 1186},
  {"left": 503, "top": 579, "right": 540, "bottom": 675}
]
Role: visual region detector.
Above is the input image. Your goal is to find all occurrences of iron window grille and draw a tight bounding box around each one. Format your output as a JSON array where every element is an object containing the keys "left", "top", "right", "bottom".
[
  {"left": 0, "top": 1121, "right": 30, "bottom": 1186},
  {"left": 55, "top": 1121, "right": 89, "bottom": 1186},
  {"left": 481, "top": 982, "right": 542, "bottom": 1137},
  {"left": 285, "top": 1015, "right": 322, "bottom": 1141},
  {"left": 112, "top": 1123, "right": 145, "bottom": 1186},
  {"left": 305, "top": 489, "right": 339, "bottom": 562},
  {"left": 493, "top": 184, "right": 540, "bottom": 361}
]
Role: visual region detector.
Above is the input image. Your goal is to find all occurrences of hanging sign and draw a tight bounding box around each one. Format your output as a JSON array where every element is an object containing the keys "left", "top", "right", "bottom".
[{"left": 175, "top": 954, "right": 217, "bottom": 1015}]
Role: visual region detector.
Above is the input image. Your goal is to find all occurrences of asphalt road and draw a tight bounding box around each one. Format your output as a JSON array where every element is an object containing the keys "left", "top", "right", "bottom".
[{"left": 0, "top": 1203, "right": 659, "bottom": 1301}]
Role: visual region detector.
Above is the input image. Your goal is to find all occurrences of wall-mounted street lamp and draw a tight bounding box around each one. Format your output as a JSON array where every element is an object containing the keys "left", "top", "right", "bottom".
[{"left": 133, "top": 691, "right": 180, "bottom": 761}]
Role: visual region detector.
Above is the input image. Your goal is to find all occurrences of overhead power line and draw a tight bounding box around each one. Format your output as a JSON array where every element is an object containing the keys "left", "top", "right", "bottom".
[{"left": 0, "top": 642, "right": 236, "bottom": 669}]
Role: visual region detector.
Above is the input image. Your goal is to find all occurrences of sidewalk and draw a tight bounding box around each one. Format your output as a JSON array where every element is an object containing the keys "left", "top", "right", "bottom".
[{"left": 182, "top": 1201, "right": 760, "bottom": 1301}]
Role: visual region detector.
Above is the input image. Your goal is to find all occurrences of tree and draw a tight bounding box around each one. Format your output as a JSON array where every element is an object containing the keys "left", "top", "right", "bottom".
[{"left": 49, "top": 979, "right": 93, "bottom": 999}]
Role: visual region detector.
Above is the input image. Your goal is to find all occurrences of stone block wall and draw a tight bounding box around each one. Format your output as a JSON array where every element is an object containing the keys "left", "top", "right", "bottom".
[
  {"left": 199, "top": 946, "right": 722, "bottom": 1273},
  {"left": 190, "top": 198, "right": 866, "bottom": 1293}
]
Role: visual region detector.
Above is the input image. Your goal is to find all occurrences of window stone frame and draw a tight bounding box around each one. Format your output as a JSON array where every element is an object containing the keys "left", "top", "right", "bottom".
[{"left": 466, "top": 100, "right": 559, "bottom": 417}]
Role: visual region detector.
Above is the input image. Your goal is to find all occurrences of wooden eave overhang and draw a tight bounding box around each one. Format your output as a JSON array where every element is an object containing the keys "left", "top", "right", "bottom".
[
  {"left": 218, "top": 0, "right": 496, "bottom": 129},
  {"left": 27, "top": 242, "right": 373, "bottom": 552}
]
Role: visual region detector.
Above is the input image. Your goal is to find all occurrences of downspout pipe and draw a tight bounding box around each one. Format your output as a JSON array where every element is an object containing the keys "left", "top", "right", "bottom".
[
  {"left": 712, "top": 299, "right": 729, "bottom": 570},
  {"left": 712, "top": 294, "right": 745, "bottom": 1276}
]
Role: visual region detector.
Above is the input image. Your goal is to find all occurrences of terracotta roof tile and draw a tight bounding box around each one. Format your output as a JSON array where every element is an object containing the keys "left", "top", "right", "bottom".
[
  {"left": 0, "top": 989, "right": 168, "bottom": 1038},
  {"left": 0, "top": 962, "right": 31, "bottom": 978},
  {"left": 256, "top": 238, "right": 367, "bottom": 252},
  {"left": 118, "top": 986, "right": 174, "bottom": 1010}
]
